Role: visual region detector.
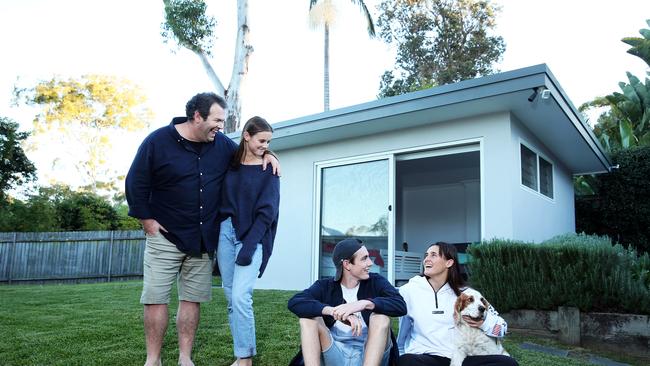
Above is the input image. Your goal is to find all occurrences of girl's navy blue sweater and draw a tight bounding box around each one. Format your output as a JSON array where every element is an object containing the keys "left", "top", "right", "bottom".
[{"left": 219, "top": 164, "right": 280, "bottom": 277}]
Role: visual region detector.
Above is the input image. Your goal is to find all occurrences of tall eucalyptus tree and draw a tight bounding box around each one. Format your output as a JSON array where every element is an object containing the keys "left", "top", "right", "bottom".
[{"left": 161, "top": 0, "right": 252, "bottom": 132}]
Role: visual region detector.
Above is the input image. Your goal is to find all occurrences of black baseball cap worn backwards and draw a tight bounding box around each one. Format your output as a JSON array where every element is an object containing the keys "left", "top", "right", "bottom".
[{"left": 333, "top": 238, "right": 364, "bottom": 281}]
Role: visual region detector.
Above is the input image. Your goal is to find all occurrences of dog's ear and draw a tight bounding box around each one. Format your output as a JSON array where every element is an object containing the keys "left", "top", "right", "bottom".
[{"left": 454, "top": 293, "right": 466, "bottom": 324}]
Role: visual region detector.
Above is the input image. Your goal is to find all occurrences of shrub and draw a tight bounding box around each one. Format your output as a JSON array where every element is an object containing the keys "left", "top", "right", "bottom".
[
  {"left": 576, "top": 146, "right": 650, "bottom": 254},
  {"left": 0, "top": 186, "right": 136, "bottom": 232},
  {"left": 115, "top": 203, "right": 141, "bottom": 230},
  {"left": 467, "top": 233, "right": 650, "bottom": 314},
  {"left": 56, "top": 192, "right": 119, "bottom": 231}
]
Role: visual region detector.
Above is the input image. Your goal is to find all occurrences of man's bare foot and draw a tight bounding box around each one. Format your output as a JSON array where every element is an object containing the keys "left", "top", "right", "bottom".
[
  {"left": 144, "top": 359, "right": 161, "bottom": 366},
  {"left": 177, "top": 355, "right": 195, "bottom": 366}
]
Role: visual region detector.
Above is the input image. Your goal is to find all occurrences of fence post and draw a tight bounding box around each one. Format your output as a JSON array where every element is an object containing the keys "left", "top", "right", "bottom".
[
  {"left": 107, "top": 231, "right": 114, "bottom": 282},
  {"left": 7, "top": 232, "right": 17, "bottom": 284},
  {"left": 558, "top": 306, "right": 581, "bottom": 346}
]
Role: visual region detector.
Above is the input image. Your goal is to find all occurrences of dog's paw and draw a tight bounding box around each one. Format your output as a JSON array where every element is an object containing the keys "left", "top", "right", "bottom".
[{"left": 450, "top": 353, "right": 465, "bottom": 366}]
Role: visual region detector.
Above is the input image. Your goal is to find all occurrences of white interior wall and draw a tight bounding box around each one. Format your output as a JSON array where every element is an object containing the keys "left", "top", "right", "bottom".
[{"left": 400, "top": 180, "right": 480, "bottom": 255}]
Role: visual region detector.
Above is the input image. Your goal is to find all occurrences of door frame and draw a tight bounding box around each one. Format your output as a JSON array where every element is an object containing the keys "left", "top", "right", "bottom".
[{"left": 312, "top": 154, "right": 395, "bottom": 283}]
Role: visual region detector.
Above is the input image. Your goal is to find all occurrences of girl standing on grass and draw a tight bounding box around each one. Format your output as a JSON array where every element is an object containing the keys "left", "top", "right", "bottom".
[{"left": 217, "top": 116, "right": 280, "bottom": 366}]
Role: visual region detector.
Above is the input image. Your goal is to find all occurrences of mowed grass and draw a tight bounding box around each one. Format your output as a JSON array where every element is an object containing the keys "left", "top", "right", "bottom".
[
  {"left": 0, "top": 281, "right": 647, "bottom": 365},
  {"left": 0, "top": 280, "right": 298, "bottom": 366}
]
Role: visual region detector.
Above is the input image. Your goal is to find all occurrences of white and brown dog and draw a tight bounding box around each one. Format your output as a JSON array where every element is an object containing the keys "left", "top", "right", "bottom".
[{"left": 450, "top": 288, "right": 509, "bottom": 366}]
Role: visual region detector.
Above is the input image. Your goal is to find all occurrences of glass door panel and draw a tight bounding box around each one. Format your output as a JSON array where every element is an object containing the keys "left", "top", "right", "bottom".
[{"left": 319, "top": 159, "right": 389, "bottom": 279}]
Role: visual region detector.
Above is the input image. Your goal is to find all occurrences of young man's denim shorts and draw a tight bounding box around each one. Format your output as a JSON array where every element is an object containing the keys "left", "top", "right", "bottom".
[
  {"left": 321, "top": 331, "right": 391, "bottom": 366},
  {"left": 140, "top": 232, "right": 212, "bottom": 304}
]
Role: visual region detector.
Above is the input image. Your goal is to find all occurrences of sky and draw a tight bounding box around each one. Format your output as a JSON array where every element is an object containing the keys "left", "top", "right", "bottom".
[{"left": 1, "top": 0, "right": 649, "bottom": 189}]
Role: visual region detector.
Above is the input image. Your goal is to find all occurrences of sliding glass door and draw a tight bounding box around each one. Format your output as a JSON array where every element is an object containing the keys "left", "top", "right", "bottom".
[{"left": 317, "top": 158, "right": 393, "bottom": 281}]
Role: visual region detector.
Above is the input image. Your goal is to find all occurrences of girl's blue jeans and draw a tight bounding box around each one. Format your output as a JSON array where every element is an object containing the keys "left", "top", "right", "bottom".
[{"left": 217, "top": 217, "right": 263, "bottom": 358}]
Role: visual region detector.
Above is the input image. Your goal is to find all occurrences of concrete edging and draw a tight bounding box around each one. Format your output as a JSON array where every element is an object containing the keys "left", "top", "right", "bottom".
[{"left": 503, "top": 308, "right": 650, "bottom": 358}]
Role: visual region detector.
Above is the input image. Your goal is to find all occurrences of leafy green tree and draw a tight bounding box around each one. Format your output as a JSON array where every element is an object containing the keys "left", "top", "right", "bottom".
[
  {"left": 13, "top": 75, "right": 151, "bottom": 196},
  {"left": 0, "top": 193, "right": 59, "bottom": 232},
  {"left": 161, "top": 0, "right": 251, "bottom": 132},
  {"left": 623, "top": 19, "right": 650, "bottom": 66},
  {"left": 309, "top": 0, "right": 376, "bottom": 111},
  {"left": 56, "top": 191, "right": 120, "bottom": 231},
  {"left": 115, "top": 203, "right": 142, "bottom": 230},
  {"left": 377, "top": 0, "right": 505, "bottom": 97},
  {"left": 575, "top": 20, "right": 650, "bottom": 197},
  {"left": 0, "top": 117, "right": 36, "bottom": 200},
  {"left": 580, "top": 20, "right": 650, "bottom": 152},
  {"left": 0, "top": 184, "right": 139, "bottom": 232},
  {"left": 0, "top": 185, "right": 71, "bottom": 232},
  {"left": 580, "top": 73, "right": 650, "bottom": 152}
]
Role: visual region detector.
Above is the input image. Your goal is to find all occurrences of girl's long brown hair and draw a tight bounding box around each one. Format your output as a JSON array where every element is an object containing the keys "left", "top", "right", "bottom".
[{"left": 231, "top": 116, "right": 273, "bottom": 169}]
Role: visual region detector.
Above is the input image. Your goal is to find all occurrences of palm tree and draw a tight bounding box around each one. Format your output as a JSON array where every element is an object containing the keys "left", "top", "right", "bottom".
[{"left": 309, "top": 0, "right": 375, "bottom": 111}]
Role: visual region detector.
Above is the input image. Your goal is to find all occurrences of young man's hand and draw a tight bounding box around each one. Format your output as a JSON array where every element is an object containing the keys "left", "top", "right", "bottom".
[
  {"left": 345, "top": 313, "right": 364, "bottom": 336},
  {"left": 331, "top": 300, "right": 373, "bottom": 322}
]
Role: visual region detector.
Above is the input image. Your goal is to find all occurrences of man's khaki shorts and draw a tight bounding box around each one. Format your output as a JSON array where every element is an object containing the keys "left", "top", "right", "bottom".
[{"left": 140, "top": 232, "right": 212, "bottom": 304}]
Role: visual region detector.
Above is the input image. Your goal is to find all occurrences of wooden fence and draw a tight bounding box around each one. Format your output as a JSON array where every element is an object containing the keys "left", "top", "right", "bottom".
[{"left": 0, "top": 231, "right": 145, "bottom": 284}]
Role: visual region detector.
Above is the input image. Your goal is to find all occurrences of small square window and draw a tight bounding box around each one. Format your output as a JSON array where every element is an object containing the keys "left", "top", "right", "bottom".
[
  {"left": 539, "top": 157, "right": 553, "bottom": 198},
  {"left": 520, "top": 145, "right": 537, "bottom": 190}
]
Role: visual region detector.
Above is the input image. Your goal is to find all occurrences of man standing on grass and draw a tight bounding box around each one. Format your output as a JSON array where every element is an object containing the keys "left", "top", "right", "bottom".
[
  {"left": 288, "top": 238, "right": 406, "bottom": 366},
  {"left": 125, "top": 92, "right": 279, "bottom": 366}
]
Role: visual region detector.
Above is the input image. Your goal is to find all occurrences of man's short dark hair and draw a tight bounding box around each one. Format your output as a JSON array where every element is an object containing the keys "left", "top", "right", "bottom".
[{"left": 185, "top": 92, "right": 227, "bottom": 121}]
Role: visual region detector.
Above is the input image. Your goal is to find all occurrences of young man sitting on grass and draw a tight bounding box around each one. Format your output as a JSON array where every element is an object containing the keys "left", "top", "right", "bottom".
[{"left": 288, "top": 238, "right": 407, "bottom": 366}]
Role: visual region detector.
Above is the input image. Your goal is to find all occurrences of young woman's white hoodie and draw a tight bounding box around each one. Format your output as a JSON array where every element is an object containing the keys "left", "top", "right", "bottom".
[{"left": 396, "top": 275, "right": 507, "bottom": 358}]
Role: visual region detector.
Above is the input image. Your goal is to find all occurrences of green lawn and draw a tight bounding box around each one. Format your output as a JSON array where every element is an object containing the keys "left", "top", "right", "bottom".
[{"left": 0, "top": 281, "right": 645, "bottom": 365}]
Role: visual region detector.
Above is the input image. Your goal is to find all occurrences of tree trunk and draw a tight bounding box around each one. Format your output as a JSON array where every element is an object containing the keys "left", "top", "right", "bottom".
[
  {"left": 324, "top": 23, "right": 330, "bottom": 112},
  {"left": 195, "top": 51, "right": 225, "bottom": 96},
  {"left": 225, "top": 0, "right": 253, "bottom": 133}
]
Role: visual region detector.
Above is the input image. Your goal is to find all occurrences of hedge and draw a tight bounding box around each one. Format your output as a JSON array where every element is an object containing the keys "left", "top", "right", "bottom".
[
  {"left": 576, "top": 146, "right": 650, "bottom": 254},
  {"left": 467, "top": 233, "right": 650, "bottom": 314}
]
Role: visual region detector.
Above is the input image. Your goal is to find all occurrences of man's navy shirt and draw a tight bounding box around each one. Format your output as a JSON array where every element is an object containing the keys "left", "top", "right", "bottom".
[{"left": 125, "top": 117, "right": 237, "bottom": 256}]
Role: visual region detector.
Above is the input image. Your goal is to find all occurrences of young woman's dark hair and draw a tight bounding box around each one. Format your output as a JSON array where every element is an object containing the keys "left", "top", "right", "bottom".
[
  {"left": 185, "top": 92, "right": 227, "bottom": 120},
  {"left": 231, "top": 116, "right": 273, "bottom": 168},
  {"left": 423, "top": 241, "right": 466, "bottom": 296}
]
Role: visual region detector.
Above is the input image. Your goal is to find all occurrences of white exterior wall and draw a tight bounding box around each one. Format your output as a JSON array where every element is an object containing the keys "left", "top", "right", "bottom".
[
  {"left": 254, "top": 148, "right": 316, "bottom": 290},
  {"left": 259, "top": 112, "right": 515, "bottom": 290},
  {"left": 509, "top": 115, "right": 575, "bottom": 242}
]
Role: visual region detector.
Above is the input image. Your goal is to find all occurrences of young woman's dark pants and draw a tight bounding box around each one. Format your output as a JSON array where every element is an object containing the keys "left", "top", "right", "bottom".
[{"left": 399, "top": 353, "right": 519, "bottom": 366}]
